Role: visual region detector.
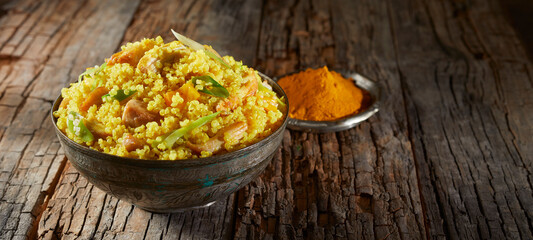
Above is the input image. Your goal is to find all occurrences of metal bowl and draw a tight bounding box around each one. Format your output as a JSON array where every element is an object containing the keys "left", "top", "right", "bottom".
[
  {"left": 51, "top": 73, "right": 288, "bottom": 213},
  {"left": 275, "top": 71, "right": 380, "bottom": 133}
]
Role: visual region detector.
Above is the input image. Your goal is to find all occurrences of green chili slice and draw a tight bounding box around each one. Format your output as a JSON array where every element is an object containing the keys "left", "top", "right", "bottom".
[
  {"left": 151, "top": 135, "right": 168, "bottom": 149},
  {"left": 78, "top": 62, "right": 107, "bottom": 90},
  {"left": 257, "top": 79, "right": 270, "bottom": 92},
  {"left": 67, "top": 111, "right": 94, "bottom": 142},
  {"left": 193, "top": 76, "right": 229, "bottom": 98},
  {"left": 102, "top": 89, "right": 137, "bottom": 102},
  {"left": 277, "top": 96, "right": 286, "bottom": 108},
  {"left": 204, "top": 48, "right": 231, "bottom": 68},
  {"left": 257, "top": 79, "right": 285, "bottom": 108},
  {"left": 162, "top": 111, "right": 220, "bottom": 149},
  {"left": 171, "top": 29, "right": 204, "bottom": 51},
  {"left": 171, "top": 29, "right": 231, "bottom": 68}
]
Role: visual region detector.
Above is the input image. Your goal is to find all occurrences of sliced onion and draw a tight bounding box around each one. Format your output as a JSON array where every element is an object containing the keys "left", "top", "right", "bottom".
[
  {"left": 171, "top": 29, "right": 204, "bottom": 51},
  {"left": 67, "top": 111, "right": 94, "bottom": 142},
  {"left": 171, "top": 29, "right": 231, "bottom": 68},
  {"left": 162, "top": 111, "right": 220, "bottom": 149}
]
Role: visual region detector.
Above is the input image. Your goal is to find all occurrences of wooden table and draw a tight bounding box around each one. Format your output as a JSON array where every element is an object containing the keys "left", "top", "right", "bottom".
[{"left": 1, "top": 0, "right": 532, "bottom": 239}]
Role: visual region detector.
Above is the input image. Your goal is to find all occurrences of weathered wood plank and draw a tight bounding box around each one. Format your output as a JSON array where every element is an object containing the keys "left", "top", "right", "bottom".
[
  {"left": 0, "top": 0, "right": 140, "bottom": 239},
  {"left": 36, "top": 0, "right": 263, "bottom": 239},
  {"left": 1, "top": 0, "right": 531, "bottom": 239},
  {"left": 390, "top": 0, "right": 533, "bottom": 239}
]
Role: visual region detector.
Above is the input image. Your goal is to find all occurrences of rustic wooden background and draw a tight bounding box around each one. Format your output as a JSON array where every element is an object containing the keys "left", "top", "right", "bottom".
[{"left": 0, "top": 0, "right": 532, "bottom": 239}]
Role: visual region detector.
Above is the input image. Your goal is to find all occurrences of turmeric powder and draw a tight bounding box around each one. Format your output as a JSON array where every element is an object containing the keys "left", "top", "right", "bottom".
[{"left": 277, "top": 66, "right": 364, "bottom": 121}]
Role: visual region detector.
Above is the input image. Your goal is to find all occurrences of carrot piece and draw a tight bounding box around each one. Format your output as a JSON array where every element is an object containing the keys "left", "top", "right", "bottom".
[
  {"left": 59, "top": 98, "right": 70, "bottom": 109},
  {"left": 80, "top": 87, "right": 108, "bottom": 112},
  {"left": 164, "top": 81, "right": 200, "bottom": 108},
  {"left": 179, "top": 81, "right": 201, "bottom": 101},
  {"left": 164, "top": 90, "right": 178, "bottom": 106}
]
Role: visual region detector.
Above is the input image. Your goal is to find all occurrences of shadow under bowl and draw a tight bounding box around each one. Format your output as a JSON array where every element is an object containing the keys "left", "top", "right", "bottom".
[{"left": 51, "top": 73, "right": 288, "bottom": 213}]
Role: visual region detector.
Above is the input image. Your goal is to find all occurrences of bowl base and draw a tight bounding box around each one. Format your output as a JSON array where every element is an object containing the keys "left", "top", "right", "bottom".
[{"left": 136, "top": 201, "right": 217, "bottom": 213}]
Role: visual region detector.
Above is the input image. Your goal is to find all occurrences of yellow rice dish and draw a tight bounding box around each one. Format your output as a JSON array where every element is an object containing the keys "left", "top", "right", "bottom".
[{"left": 54, "top": 32, "right": 285, "bottom": 160}]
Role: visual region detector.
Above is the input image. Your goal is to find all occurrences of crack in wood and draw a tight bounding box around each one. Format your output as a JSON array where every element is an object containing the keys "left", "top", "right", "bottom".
[{"left": 28, "top": 156, "right": 67, "bottom": 240}]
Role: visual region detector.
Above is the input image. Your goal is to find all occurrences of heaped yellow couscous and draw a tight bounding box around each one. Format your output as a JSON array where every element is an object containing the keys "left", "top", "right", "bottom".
[{"left": 54, "top": 30, "right": 285, "bottom": 160}]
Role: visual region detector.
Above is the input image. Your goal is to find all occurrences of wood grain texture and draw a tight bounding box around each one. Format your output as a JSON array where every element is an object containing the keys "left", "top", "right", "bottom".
[
  {"left": 0, "top": 0, "right": 531, "bottom": 239},
  {"left": 391, "top": 0, "right": 533, "bottom": 239},
  {"left": 0, "top": 0, "right": 139, "bottom": 239}
]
